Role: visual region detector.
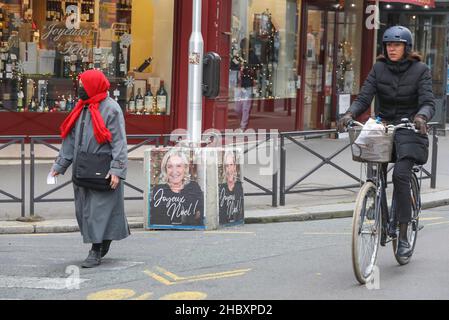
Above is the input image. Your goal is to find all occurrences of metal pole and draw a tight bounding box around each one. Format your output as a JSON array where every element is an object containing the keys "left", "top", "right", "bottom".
[
  {"left": 21, "top": 138, "right": 25, "bottom": 217},
  {"left": 431, "top": 127, "right": 438, "bottom": 189},
  {"left": 187, "top": 0, "right": 204, "bottom": 145},
  {"left": 280, "top": 135, "right": 286, "bottom": 206},
  {"left": 30, "top": 139, "right": 35, "bottom": 217}
]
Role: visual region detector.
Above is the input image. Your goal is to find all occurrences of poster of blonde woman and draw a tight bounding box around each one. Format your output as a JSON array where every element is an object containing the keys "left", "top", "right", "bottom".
[
  {"left": 218, "top": 150, "right": 244, "bottom": 225},
  {"left": 148, "top": 148, "right": 205, "bottom": 229}
]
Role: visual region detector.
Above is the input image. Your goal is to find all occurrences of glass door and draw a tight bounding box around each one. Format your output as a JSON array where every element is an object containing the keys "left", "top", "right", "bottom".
[
  {"left": 303, "top": 7, "right": 336, "bottom": 130},
  {"left": 303, "top": 9, "right": 325, "bottom": 130}
]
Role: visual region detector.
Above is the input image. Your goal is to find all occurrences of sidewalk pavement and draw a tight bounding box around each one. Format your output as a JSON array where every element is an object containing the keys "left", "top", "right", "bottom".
[
  {"left": 1, "top": 131, "right": 449, "bottom": 234},
  {"left": 1, "top": 189, "right": 449, "bottom": 235}
]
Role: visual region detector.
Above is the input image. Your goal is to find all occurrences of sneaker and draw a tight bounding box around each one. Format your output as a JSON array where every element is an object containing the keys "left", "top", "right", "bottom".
[
  {"left": 100, "top": 240, "right": 112, "bottom": 258},
  {"left": 81, "top": 250, "right": 101, "bottom": 268}
]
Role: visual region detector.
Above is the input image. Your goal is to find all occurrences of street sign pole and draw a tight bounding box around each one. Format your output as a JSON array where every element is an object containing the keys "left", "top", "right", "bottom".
[{"left": 187, "top": 0, "right": 204, "bottom": 145}]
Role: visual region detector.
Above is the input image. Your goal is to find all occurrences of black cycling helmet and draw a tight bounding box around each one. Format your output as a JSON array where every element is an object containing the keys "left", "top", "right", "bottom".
[{"left": 382, "top": 26, "right": 413, "bottom": 55}]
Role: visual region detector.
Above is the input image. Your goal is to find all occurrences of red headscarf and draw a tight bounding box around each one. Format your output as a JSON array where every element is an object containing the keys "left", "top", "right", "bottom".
[{"left": 60, "top": 69, "right": 112, "bottom": 144}]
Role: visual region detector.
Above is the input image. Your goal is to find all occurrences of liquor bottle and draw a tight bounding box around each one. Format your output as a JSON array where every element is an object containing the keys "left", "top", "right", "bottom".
[
  {"left": 135, "top": 88, "right": 144, "bottom": 112},
  {"left": 63, "top": 56, "right": 71, "bottom": 77},
  {"left": 128, "top": 95, "right": 136, "bottom": 113},
  {"left": 5, "top": 54, "right": 13, "bottom": 79},
  {"left": 156, "top": 80, "right": 168, "bottom": 115},
  {"left": 60, "top": 95, "right": 67, "bottom": 111},
  {"left": 29, "top": 95, "right": 36, "bottom": 112},
  {"left": 38, "top": 92, "right": 45, "bottom": 112},
  {"left": 118, "top": 53, "right": 126, "bottom": 77},
  {"left": 17, "top": 90, "right": 24, "bottom": 112},
  {"left": 144, "top": 85, "right": 153, "bottom": 113},
  {"left": 66, "top": 94, "right": 74, "bottom": 111}
]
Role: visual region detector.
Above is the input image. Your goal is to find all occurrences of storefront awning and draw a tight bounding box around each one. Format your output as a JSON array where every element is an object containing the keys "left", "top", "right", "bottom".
[{"left": 378, "top": 0, "right": 435, "bottom": 8}]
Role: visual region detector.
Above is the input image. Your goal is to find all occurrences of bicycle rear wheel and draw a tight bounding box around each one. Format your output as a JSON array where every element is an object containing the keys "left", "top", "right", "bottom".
[
  {"left": 352, "top": 181, "right": 381, "bottom": 285},
  {"left": 392, "top": 173, "right": 421, "bottom": 265}
]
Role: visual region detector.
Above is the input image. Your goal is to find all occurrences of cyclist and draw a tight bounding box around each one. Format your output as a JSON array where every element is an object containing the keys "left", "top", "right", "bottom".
[{"left": 338, "top": 26, "right": 435, "bottom": 258}]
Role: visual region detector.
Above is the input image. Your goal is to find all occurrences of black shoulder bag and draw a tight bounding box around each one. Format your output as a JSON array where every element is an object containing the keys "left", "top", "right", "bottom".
[{"left": 72, "top": 107, "right": 113, "bottom": 191}]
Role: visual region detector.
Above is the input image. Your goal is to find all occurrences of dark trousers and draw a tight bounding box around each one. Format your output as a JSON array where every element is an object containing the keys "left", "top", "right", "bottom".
[{"left": 392, "top": 159, "right": 415, "bottom": 224}]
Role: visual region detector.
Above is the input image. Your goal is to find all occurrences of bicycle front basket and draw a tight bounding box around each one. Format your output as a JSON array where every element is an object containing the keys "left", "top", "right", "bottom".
[{"left": 348, "top": 127, "right": 394, "bottom": 163}]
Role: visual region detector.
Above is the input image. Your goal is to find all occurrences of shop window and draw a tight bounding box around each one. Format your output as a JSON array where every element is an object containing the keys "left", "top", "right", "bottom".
[
  {"left": 336, "top": 4, "right": 362, "bottom": 95},
  {"left": 228, "top": 0, "right": 300, "bottom": 131},
  {"left": 0, "top": 0, "right": 174, "bottom": 115}
]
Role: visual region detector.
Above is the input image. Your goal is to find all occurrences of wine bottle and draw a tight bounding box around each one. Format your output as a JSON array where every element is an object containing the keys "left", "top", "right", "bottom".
[
  {"left": 136, "top": 56, "right": 152, "bottom": 72},
  {"left": 128, "top": 95, "right": 136, "bottom": 113},
  {"left": 135, "top": 88, "right": 144, "bottom": 112},
  {"left": 156, "top": 80, "right": 168, "bottom": 115},
  {"left": 144, "top": 85, "right": 153, "bottom": 113},
  {"left": 119, "top": 53, "right": 126, "bottom": 77}
]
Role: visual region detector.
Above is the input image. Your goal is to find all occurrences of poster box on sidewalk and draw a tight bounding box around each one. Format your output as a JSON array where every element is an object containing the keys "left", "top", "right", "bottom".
[{"left": 143, "top": 147, "right": 244, "bottom": 230}]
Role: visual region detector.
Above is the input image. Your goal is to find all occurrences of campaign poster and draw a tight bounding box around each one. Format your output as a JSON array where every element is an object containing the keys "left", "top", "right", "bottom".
[
  {"left": 147, "top": 148, "right": 205, "bottom": 230},
  {"left": 218, "top": 149, "right": 244, "bottom": 226}
]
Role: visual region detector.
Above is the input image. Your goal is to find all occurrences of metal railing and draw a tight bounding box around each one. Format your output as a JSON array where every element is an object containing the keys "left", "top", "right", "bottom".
[
  {"left": 0, "top": 136, "right": 26, "bottom": 217},
  {"left": 279, "top": 125, "right": 439, "bottom": 206},
  {"left": 216, "top": 132, "right": 278, "bottom": 207},
  {"left": 29, "top": 134, "right": 183, "bottom": 217},
  {"left": 28, "top": 133, "right": 279, "bottom": 217}
]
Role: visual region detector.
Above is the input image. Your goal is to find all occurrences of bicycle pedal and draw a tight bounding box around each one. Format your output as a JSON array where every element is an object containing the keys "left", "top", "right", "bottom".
[{"left": 419, "top": 225, "right": 424, "bottom": 231}]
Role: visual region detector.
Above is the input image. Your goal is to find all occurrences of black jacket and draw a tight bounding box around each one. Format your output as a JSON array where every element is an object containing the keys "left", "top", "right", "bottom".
[{"left": 348, "top": 55, "right": 435, "bottom": 123}]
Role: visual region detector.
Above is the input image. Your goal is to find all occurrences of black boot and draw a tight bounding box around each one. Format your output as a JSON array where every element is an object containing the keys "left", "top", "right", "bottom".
[
  {"left": 100, "top": 240, "right": 112, "bottom": 258},
  {"left": 396, "top": 223, "right": 413, "bottom": 258},
  {"left": 82, "top": 244, "right": 101, "bottom": 268}
]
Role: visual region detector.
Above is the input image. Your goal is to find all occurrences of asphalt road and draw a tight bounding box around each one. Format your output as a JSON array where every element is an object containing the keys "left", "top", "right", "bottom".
[{"left": 1, "top": 206, "right": 449, "bottom": 300}]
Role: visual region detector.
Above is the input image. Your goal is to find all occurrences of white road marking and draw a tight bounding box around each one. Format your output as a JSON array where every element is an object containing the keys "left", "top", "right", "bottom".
[{"left": 0, "top": 276, "right": 89, "bottom": 290}]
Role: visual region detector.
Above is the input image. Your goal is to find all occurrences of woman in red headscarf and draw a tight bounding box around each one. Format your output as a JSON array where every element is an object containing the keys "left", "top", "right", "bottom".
[{"left": 51, "top": 69, "right": 130, "bottom": 268}]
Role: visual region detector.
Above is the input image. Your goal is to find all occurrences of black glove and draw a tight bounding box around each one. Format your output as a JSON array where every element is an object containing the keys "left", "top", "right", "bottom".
[
  {"left": 337, "top": 112, "right": 354, "bottom": 133},
  {"left": 414, "top": 115, "right": 427, "bottom": 135}
]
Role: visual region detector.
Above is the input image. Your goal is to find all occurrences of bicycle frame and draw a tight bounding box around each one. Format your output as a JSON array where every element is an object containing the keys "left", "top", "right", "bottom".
[{"left": 363, "top": 161, "right": 423, "bottom": 244}]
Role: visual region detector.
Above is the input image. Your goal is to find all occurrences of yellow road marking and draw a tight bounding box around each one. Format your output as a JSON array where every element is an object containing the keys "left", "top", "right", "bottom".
[
  {"left": 155, "top": 266, "right": 251, "bottom": 281},
  {"left": 159, "top": 291, "right": 207, "bottom": 300},
  {"left": 204, "top": 231, "right": 255, "bottom": 235},
  {"left": 132, "top": 293, "right": 153, "bottom": 300},
  {"left": 304, "top": 232, "right": 351, "bottom": 235},
  {"left": 144, "top": 271, "right": 175, "bottom": 286},
  {"left": 87, "top": 289, "right": 136, "bottom": 300},
  {"left": 426, "top": 221, "right": 449, "bottom": 227},
  {"left": 419, "top": 217, "right": 443, "bottom": 221},
  {"left": 145, "top": 266, "right": 251, "bottom": 285}
]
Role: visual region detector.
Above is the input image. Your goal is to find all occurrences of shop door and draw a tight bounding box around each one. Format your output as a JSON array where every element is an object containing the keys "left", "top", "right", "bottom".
[{"left": 301, "top": 5, "right": 336, "bottom": 130}]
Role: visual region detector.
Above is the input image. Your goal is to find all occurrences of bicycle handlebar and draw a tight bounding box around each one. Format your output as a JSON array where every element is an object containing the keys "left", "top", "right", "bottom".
[{"left": 347, "top": 118, "right": 419, "bottom": 133}]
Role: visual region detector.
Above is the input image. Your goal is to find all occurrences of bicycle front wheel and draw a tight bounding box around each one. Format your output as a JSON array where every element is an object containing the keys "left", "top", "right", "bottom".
[{"left": 352, "top": 181, "right": 381, "bottom": 285}]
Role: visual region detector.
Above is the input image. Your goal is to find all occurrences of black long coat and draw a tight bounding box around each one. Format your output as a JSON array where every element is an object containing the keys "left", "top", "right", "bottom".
[{"left": 348, "top": 55, "right": 435, "bottom": 123}]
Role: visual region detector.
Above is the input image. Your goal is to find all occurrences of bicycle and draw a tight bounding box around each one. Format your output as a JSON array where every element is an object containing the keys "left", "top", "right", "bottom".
[{"left": 348, "top": 119, "right": 423, "bottom": 285}]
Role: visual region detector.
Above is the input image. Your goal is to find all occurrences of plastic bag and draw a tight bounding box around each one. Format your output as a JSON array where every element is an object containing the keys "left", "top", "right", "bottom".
[
  {"left": 354, "top": 118, "right": 385, "bottom": 145},
  {"left": 350, "top": 118, "right": 394, "bottom": 163}
]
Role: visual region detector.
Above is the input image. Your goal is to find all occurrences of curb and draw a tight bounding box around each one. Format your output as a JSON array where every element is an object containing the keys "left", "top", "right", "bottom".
[{"left": 1, "top": 197, "right": 448, "bottom": 235}]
